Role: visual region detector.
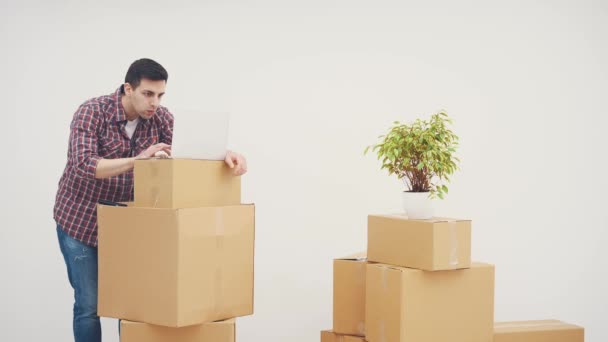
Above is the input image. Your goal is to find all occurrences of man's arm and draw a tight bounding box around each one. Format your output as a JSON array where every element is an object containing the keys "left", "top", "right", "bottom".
[
  {"left": 95, "top": 157, "right": 136, "bottom": 179},
  {"left": 68, "top": 104, "right": 172, "bottom": 180},
  {"left": 69, "top": 104, "right": 103, "bottom": 180},
  {"left": 94, "top": 143, "right": 171, "bottom": 179}
]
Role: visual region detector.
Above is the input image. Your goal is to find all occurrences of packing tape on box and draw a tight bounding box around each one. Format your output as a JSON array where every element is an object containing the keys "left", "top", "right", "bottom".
[
  {"left": 357, "top": 266, "right": 366, "bottom": 334},
  {"left": 216, "top": 208, "right": 225, "bottom": 249},
  {"left": 357, "top": 321, "right": 366, "bottom": 336},
  {"left": 214, "top": 208, "right": 225, "bottom": 313},
  {"left": 380, "top": 265, "right": 388, "bottom": 291},
  {"left": 495, "top": 321, "right": 570, "bottom": 329},
  {"left": 151, "top": 186, "right": 160, "bottom": 207},
  {"left": 214, "top": 267, "right": 223, "bottom": 313},
  {"left": 379, "top": 320, "right": 386, "bottom": 342},
  {"left": 149, "top": 161, "right": 160, "bottom": 207},
  {"left": 448, "top": 220, "right": 459, "bottom": 266},
  {"left": 357, "top": 262, "right": 366, "bottom": 287}
]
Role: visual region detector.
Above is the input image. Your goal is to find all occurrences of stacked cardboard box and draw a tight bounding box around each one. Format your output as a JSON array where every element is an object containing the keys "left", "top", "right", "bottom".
[
  {"left": 366, "top": 215, "right": 493, "bottom": 342},
  {"left": 97, "top": 159, "right": 255, "bottom": 341},
  {"left": 333, "top": 252, "right": 367, "bottom": 337},
  {"left": 323, "top": 214, "right": 584, "bottom": 342}
]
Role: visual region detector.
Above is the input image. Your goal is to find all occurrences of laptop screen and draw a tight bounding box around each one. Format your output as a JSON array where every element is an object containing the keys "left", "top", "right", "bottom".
[{"left": 170, "top": 110, "right": 230, "bottom": 160}]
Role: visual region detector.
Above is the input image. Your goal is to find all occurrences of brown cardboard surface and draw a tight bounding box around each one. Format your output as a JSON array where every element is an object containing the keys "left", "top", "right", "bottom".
[
  {"left": 321, "top": 330, "right": 367, "bottom": 342},
  {"left": 365, "top": 262, "right": 494, "bottom": 342},
  {"left": 333, "top": 252, "right": 367, "bottom": 336},
  {"left": 368, "top": 215, "right": 471, "bottom": 271},
  {"left": 120, "top": 319, "right": 235, "bottom": 342},
  {"left": 97, "top": 204, "right": 255, "bottom": 327},
  {"left": 494, "top": 320, "right": 584, "bottom": 342},
  {"left": 134, "top": 159, "right": 241, "bottom": 208}
]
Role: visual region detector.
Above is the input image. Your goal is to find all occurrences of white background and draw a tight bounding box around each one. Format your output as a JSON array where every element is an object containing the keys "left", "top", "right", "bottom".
[{"left": 1, "top": 0, "right": 607, "bottom": 341}]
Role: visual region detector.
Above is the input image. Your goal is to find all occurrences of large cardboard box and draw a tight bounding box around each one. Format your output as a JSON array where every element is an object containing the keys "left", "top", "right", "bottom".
[
  {"left": 134, "top": 159, "right": 241, "bottom": 208},
  {"left": 121, "top": 319, "right": 235, "bottom": 342},
  {"left": 494, "top": 320, "right": 584, "bottom": 342},
  {"left": 368, "top": 215, "right": 471, "bottom": 271},
  {"left": 321, "top": 330, "right": 366, "bottom": 342},
  {"left": 97, "top": 204, "right": 255, "bottom": 327},
  {"left": 333, "top": 252, "right": 367, "bottom": 336},
  {"left": 365, "top": 262, "right": 494, "bottom": 342}
]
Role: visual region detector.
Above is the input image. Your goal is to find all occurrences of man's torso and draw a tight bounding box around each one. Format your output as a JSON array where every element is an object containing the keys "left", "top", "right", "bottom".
[{"left": 54, "top": 86, "right": 173, "bottom": 246}]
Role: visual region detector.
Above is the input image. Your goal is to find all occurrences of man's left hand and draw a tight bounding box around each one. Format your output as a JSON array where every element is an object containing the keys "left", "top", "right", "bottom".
[{"left": 225, "top": 150, "right": 248, "bottom": 176}]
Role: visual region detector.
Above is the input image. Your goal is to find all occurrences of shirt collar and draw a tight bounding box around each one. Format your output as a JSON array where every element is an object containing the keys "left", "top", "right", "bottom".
[{"left": 114, "top": 85, "right": 128, "bottom": 123}]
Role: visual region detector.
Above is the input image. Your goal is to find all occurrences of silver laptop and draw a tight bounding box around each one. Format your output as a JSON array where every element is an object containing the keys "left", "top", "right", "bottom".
[{"left": 170, "top": 110, "right": 230, "bottom": 160}]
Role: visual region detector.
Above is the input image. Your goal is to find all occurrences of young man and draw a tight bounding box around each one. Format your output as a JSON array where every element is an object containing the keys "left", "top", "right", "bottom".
[{"left": 54, "top": 58, "right": 247, "bottom": 342}]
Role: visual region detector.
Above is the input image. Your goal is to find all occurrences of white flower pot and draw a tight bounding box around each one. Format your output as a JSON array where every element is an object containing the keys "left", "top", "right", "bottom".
[{"left": 402, "top": 191, "right": 434, "bottom": 219}]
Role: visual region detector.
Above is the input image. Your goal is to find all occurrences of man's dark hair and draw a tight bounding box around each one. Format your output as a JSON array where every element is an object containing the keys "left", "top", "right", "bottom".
[{"left": 124, "top": 58, "right": 168, "bottom": 89}]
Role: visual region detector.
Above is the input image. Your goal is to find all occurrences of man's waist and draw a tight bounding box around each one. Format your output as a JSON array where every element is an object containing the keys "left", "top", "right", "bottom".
[{"left": 58, "top": 169, "right": 134, "bottom": 200}]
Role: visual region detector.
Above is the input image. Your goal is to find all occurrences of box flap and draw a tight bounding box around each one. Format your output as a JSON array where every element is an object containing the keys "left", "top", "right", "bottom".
[
  {"left": 494, "top": 320, "right": 583, "bottom": 332},
  {"left": 369, "top": 261, "right": 492, "bottom": 274},
  {"left": 372, "top": 213, "right": 470, "bottom": 223},
  {"left": 368, "top": 262, "right": 410, "bottom": 273},
  {"left": 335, "top": 251, "right": 367, "bottom": 261}
]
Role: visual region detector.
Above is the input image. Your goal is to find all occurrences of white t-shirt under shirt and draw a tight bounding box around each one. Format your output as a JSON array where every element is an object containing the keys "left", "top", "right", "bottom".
[{"left": 125, "top": 118, "right": 139, "bottom": 139}]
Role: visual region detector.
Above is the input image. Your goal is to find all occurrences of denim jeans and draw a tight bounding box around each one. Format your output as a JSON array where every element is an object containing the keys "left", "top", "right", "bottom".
[{"left": 56, "top": 225, "right": 102, "bottom": 342}]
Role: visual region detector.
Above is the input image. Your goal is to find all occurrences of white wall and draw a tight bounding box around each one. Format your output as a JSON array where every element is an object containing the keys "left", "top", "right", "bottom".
[{"left": 1, "top": 0, "right": 606, "bottom": 341}]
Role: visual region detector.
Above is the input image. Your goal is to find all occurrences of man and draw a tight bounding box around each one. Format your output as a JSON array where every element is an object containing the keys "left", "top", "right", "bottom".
[{"left": 54, "top": 58, "right": 247, "bottom": 342}]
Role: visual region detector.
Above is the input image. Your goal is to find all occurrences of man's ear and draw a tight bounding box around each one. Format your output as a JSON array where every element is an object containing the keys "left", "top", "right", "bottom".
[{"left": 124, "top": 83, "right": 132, "bottom": 95}]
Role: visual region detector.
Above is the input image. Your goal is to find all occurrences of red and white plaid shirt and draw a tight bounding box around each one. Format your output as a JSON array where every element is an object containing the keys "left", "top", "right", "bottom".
[{"left": 54, "top": 86, "right": 173, "bottom": 247}]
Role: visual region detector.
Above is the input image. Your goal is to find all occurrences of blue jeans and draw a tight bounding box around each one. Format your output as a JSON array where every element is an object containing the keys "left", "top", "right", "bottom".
[{"left": 56, "top": 225, "right": 102, "bottom": 342}]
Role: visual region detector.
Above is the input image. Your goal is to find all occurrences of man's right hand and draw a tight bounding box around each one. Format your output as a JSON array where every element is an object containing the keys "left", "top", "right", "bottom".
[{"left": 137, "top": 143, "right": 172, "bottom": 159}]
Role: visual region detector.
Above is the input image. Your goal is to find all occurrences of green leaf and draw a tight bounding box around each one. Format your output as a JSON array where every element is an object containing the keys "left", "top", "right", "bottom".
[{"left": 364, "top": 112, "right": 460, "bottom": 191}]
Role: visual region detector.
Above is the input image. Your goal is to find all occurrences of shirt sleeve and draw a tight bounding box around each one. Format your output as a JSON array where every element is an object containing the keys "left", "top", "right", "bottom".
[
  {"left": 69, "top": 104, "right": 102, "bottom": 179},
  {"left": 159, "top": 107, "right": 174, "bottom": 145}
]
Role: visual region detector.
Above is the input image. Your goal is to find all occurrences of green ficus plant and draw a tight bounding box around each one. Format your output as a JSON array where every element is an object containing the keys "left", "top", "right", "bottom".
[{"left": 364, "top": 111, "right": 460, "bottom": 199}]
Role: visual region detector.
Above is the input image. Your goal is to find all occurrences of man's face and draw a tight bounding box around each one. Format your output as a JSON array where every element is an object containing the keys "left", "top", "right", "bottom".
[{"left": 124, "top": 78, "right": 166, "bottom": 120}]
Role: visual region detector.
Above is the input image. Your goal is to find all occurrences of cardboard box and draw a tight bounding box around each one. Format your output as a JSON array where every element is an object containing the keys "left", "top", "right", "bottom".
[
  {"left": 367, "top": 215, "right": 471, "bottom": 271},
  {"left": 333, "top": 252, "right": 367, "bottom": 336},
  {"left": 365, "top": 262, "right": 494, "bottom": 342},
  {"left": 494, "top": 320, "right": 584, "bottom": 342},
  {"left": 134, "top": 159, "right": 241, "bottom": 208},
  {"left": 120, "top": 319, "right": 235, "bottom": 342},
  {"left": 97, "top": 204, "right": 255, "bottom": 327},
  {"left": 321, "top": 330, "right": 366, "bottom": 342}
]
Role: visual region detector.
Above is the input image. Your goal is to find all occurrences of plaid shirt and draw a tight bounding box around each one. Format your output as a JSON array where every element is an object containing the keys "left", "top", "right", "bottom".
[{"left": 54, "top": 86, "right": 173, "bottom": 247}]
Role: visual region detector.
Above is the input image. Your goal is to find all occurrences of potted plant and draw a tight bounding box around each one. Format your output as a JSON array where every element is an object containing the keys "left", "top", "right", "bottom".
[{"left": 364, "top": 111, "right": 460, "bottom": 219}]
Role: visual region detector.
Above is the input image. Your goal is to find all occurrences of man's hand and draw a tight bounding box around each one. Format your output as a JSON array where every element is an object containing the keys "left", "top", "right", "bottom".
[
  {"left": 95, "top": 143, "right": 171, "bottom": 179},
  {"left": 224, "top": 150, "right": 247, "bottom": 176},
  {"left": 137, "top": 143, "right": 172, "bottom": 159},
  {"left": 153, "top": 150, "right": 171, "bottom": 158}
]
